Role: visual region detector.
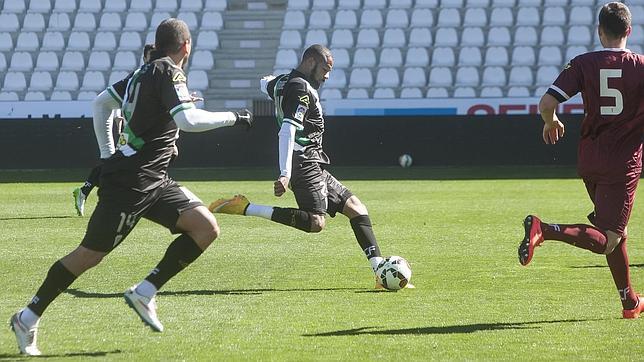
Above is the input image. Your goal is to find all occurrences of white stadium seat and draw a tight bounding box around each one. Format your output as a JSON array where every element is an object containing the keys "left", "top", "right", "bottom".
[
  {"left": 487, "top": 27, "right": 511, "bottom": 46},
  {"left": 508, "top": 66, "right": 533, "bottom": 86},
  {"left": 402, "top": 67, "right": 427, "bottom": 87},
  {"left": 113, "top": 51, "right": 137, "bottom": 70},
  {"left": 629, "top": 25, "right": 643, "bottom": 45},
  {"left": 0, "top": 33, "right": 13, "bottom": 51},
  {"left": 442, "top": 0, "right": 463, "bottom": 7},
  {"left": 390, "top": 0, "right": 413, "bottom": 8},
  {"left": 15, "top": 32, "right": 39, "bottom": 51},
  {"left": 356, "top": 29, "right": 380, "bottom": 47},
  {"left": 0, "top": 54, "right": 9, "bottom": 71},
  {"left": 538, "top": 46, "right": 563, "bottom": 66},
  {"left": 518, "top": 0, "right": 541, "bottom": 5},
  {"left": 468, "top": 0, "right": 490, "bottom": 7},
  {"left": 514, "top": 26, "right": 538, "bottom": 46},
  {"left": 461, "top": 27, "right": 485, "bottom": 47},
  {"left": 410, "top": 9, "right": 433, "bottom": 27},
  {"left": 180, "top": 0, "right": 203, "bottom": 11},
  {"left": 382, "top": 28, "right": 406, "bottom": 47},
  {"left": 438, "top": 8, "right": 461, "bottom": 26},
  {"left": 104, "top": 0, "right": 127, "bottom": 12},
  {"left": 463, "top": 8, "right": 487, "bottom": 26},
  {"left": 320, "top": 89, "right": 342, "bottom": 100},
  {"left": 454, "top": 87, "right": 477, "bottom": 98},
  {"left": 335, "top": 10, "right": 357, "bottom": 28},
  {"left": 415, "top": 0, "right": 439, "bottom": 6},
  {"left": 426, "top": 87, "right": 448, "bottom": 98},
  {"left": 191, "top": 50, "right": 214, "bottom": 70},
  {"left": 205, "top": 0, "right": 227, "bottom": 11},
  {"left": 67, "top": 32, "right": 91, "bottom": 51},
  {"left": 360, "top": 9, "right": 383, "bottom": 28},
  {"left": 431, "top": 47, "right": 455, "bottom": 67},
  {"left": 73, "top": 12, "right": 97, "bottom": 31},
  {"left": 145, "top": 31, "right": 155, "bottom": 45},
  {"left": 50, "top": 91, "right": 73, "bottom": 100},
  {"left": 87, "top": 51, "right": 111, "bottom": 71},
  {"left": 346, "top": 88, "right": 369, "bottom": 99},
  {"left": 202, "top": 12, "right": 224, "bottom": 29},
  {"left": 405, "top": 47, "right": 429, "bottom": 67},
  {"left": 536, "top": 66, "right": 559, "bottom": 86},
  {"left": 312, "top": 0, "right": 335, "bottom": 9},
  {"left": 569, "top": 6, "right": 593, "bottom": 25},
  {"left": 79, "top": 0, "right": 101, "bottom": 12},
  {"left": 373, "top": 88, "right": 395, "bottom": 99},
  {"left": 25, "top": 91, "right": 46, "bottom": 101},
  {"left": 325, "top": 69, "right": 347, "bottom": 88},
  {"left": 541, "top": 26, "right": 565, "bottom": 46},
  {"left": 379, "top": 48, "right": 403, "bottom": 67},
  {"left": 458, "top": 47, "right": 483, "bottom": 66},
  {"left": 309, "top": 10, "right": 331, "bottom": 29},
  {"left": 567, "top": 26, "right": 592, "bottom": 45},
  {"left": 3, "top": 72, "right": 27, "bottom": 91},
  {"left": 428, "top": 67, "right": 452, "bottom": 87},
  {"left": 61, "top": 52, "right": 85, "bottom": 71},
  {"left": 362, "top": 0, "right": 386, "bottom": 8},
  {"left": 99, "top": 13, "right": 122, "bottom": 31},
  {"left": 542, "top": 7, "right": 566, "bottom": 26},
  {"left": 0, "top": 13, "right": 19, "bottom": 32},
  {"left": 304, "top": 30, "right": 327, "bottom": 47},
  {"left": 120, "top": 32, "right": 142, "bottom": 51},
  {"left": 484, "top": 47, "right": 509, "bottom": 66},
  {"left": 275, "top": 49, "right": 298, "bottom": 68},
  {"left": 42, "top": 32, "right": 65, "bottom": 51},
  {"left": 197, "top": 31, "right": 220, "bottom": 49},
  {"left": 455, "top": 67, "right": 480, "bottom": 86},
  {"left": 188, "top": 70, "right": 209, "bottom": 90},
  {"left": 150, "top": 12, "right": 172, "bottom": 29},
  {"left": 77, "top": 91, "right": 98, "bottom": 100},
  {"left": 565, "top": 46, "right": 588, "bottom": 60},
  {"left": 283, "top": 10, "right": 306, "bottom": 29},
  {"left": 409, "top": 28, "right": 432, "bottom": 47},
  {"left": 511, "top": 46, "right": 536, "bottom": 66},
  {"left": 331, "top": 29, "right": 354, "bottom": 48},
  {"left": 534, "top": 86, "right": 550, "bottom": 97},
  {"left": 36, "top": 51, "right": 60, "bottom": 71},
  {"left": 434, "top": 28, "right": 458, "bottom": 47},
  {"left": 109, "top": 71, "right": 129, "bottom": 85},
  {"left": 287, "top": 0, "right": 309, "bottom": 10},
  {"left": 544, "top": 0, "right": 567, "bottom": 6},
  {"left": 56, "top": 71, "right": 80, "bottom": 91},
  {"left": 125, "top": 13, "right": 148, "bottom": 31},
  {"left": 93, "top": 32, "right": 117, "bottom": 51},
  {"left": 375, "top": 68, "right": 399, "bottom": 88},
  {"left": 22, "top": 13, "right": 46, "bottom": 32},
  {"left": 332, "top": 49, "right": 350, "bottom": 68},
  {"left": 386, "top": 9, "right": 409, "bottom": 28},
  {"left": 3, "top": 0, "right": 26, "bottom": 13},
  {"left": 280, "top": 30, "right": 302, "bottom": 49},
  {"left": 400, "top": 87, "right": 423, "bottom": 98},
  {"left": 29, "top": 0, "right": 51, "bottom": 12},
  {"left": 349, "top": 68, "right": 373, "bottom": 88},
  {"left": 480, "top": 86, "right": 503, "bottom": 97},
  {"left": 0, "top": 92, "right": 19, "bottom": 101},
  {"left": 9, "top": 52, "right": 34, "bottom": 71},
  {"left": 516, "top": 7, "right": 540, "bottom": 26},
  {"left": 157, "top": 0, "right": 178, "bottom": 11},
  {"left": 48, "top": 13, "right": 71, "bottom": 31},
  {"left": 507, "top": 86, "right": 530, "bottom": 97},
  {"left": 29, "top": 72, "right": 53, "bottom": 91},
  {"left": 489, "top": 7, "right": 513, "bottom": 26},
  {"left": 353, "top": 48, "right": 376, "bottom": 67},
  {"left": 338, "top": 0, "right": 361, "bottom": 9},
  {"left": 481, "top": 66, "right": 507, "bottom": 86}
]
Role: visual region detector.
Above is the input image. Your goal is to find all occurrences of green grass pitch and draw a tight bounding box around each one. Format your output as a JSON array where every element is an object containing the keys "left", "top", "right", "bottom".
[{"left": 0, "top": 167, "right": 642, "bottom": 360}]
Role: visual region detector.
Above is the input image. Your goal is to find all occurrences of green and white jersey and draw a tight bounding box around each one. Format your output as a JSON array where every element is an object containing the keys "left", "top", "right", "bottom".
[
  {"left": 102, "top": 56, "right": 196, "bottom": 192},
  {"left": 267, "top": 70, "right": 330, "bottom": 164}
]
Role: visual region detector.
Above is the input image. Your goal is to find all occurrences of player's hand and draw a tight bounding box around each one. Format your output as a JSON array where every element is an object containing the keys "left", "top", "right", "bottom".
[
  {"left": 234, "top": 109, "right": 253, "bottom": 130},
  {"left": 190, "top": 92, "right": 204, "bottom": 103},
  {"left": 543, "top": 119, "right": 565, "bottom": 144},
  {"left": 274, "top": 176, "right": 289, "bottom": 197}
]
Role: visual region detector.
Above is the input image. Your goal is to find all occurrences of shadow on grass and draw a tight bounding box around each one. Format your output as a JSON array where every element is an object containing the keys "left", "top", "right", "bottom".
[
  {"left": 65, "top": 287, "right": 364, "bottom": 298},
  {"left": 0, "top": 215, "right": 75, "bottom": 221},
  {"left": 571, "top": 263, "right": 644, "bottom": 269},
  {"left": 304, "top": 318, "right": 604, "bottom": 337},
  {"left": 0, "top": 350, "right": 122, "bottom": 359}
]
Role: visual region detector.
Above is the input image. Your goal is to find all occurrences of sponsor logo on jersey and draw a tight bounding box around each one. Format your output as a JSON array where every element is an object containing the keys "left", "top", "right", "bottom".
[
  {"left": 294, "top": 104, "right": 308, "bottom": 121},
  {"left": 298, "top": 95, "right": 310, "bottom": 107},
  {"left": 174, "top": 84, "right": 192, "bottom": 102},
  {"left": 172, "top": 72, "right": 187, "bottom": 83}
]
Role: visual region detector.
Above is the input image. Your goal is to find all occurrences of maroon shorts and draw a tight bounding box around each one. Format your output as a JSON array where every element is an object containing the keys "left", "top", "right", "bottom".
[{"left": 584, "top": 176, "right": 639, "bottom": 236}]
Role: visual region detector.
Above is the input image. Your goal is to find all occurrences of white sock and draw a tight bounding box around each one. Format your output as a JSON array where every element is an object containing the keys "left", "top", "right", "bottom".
[
  {"left": 245, "top": 204, "right": 274, "bottom": 220},
  {"left": 19, "top": 308, "right": 40, "bottom": 328},
  {"left": 369, "top": 256, "right": 384, "bottom": 271},
  {"left": 135, "top": 280, "right": 157, "bottom": 298}
]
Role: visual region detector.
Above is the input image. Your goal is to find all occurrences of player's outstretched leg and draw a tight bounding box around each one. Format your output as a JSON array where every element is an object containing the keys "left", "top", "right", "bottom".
[
  {"left": 8, "top": 311, "right": 41, "bottom": 356},
  {"left": 124, "top": 285, "right": 164, "bottom": 332},
  {"left": 518, "top": 215, "right": 545, "bottom": 266}
]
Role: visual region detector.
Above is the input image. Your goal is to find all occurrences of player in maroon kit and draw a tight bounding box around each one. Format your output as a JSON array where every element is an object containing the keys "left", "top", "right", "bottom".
[{"left": 519, "top": 2, "right": 644, "bottom": 319}]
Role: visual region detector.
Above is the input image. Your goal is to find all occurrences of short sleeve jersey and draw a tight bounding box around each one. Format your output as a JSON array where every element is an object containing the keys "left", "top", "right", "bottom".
[
  {"left": 547, "top": 49, "right": 644, "bottom": 182},
  {"left": 266, "top": 70, "right": 330, "bottom": 164},
  {"left": 101, "top": 56, "right": 196, "bottom": 192}
]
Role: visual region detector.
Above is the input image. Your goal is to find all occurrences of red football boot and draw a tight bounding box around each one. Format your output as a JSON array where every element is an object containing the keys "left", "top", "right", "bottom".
[
  {"left": 623, "top": 294, "right": 643, "bottom": 319},
  {"left": 518, "top": 215, "right": 545, "bottom": 266}
]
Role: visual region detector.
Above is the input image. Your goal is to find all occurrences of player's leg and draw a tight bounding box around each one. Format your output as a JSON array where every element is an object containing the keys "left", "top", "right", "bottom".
[
  {"left": 10, "top": 186, "right": 142, "bottom": 355},
  {"left": 126, "top": 182, "right": 216, "bottom": 332},
  {"left": 73, "top": 164, "right": 102, "bottom": 216}
]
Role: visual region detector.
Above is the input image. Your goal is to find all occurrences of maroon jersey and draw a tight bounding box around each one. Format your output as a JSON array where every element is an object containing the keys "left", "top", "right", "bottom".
[{"left": 547, "top": 49, "right": 644, "bottom": 183}]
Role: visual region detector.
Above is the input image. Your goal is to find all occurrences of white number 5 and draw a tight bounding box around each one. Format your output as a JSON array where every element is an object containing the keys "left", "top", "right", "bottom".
[{"left": 599, "top": 69, "right": 623, "bottom": 115}]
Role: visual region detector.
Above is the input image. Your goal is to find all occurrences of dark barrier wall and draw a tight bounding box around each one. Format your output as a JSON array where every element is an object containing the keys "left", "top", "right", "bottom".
[{"left": 0, "top": 115, "right": 582, "bottom": 169}]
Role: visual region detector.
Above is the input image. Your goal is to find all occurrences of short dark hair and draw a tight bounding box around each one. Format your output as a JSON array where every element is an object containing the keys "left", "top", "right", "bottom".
[
  {"left": 301, "top": 44, "right": 332, "bottom": 64},
  {"left": 599, "top": 2, "right": 631, "bottom": 38},
  {"left": 154, "top": 18, "right": 191, "bottom": 55}
]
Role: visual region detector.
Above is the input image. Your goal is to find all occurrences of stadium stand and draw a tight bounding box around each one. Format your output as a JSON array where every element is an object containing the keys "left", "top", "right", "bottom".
[{"left": 1, "top": 0, "right": 642, "bottom": 105}]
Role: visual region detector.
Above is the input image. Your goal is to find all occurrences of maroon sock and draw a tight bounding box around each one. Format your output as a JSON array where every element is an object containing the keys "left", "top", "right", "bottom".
[
  {"left": 541, "top": 223, "right": 608, "bottom": 254},
  {"left": 605, "top": 237, "right": 638, "bottom": 310}
]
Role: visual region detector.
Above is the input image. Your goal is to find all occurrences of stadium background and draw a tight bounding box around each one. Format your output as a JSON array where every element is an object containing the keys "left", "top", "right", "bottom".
[{"left": 0, "top": 0, "right": 640, "bottom": 168}]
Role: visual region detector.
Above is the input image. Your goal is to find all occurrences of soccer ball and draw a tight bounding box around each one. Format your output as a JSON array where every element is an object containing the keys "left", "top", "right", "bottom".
[
  {"left": 376, "top": 256, "right": 412, "bottom": 291},
  {"left": 398, "top": 154, "right": 413, "bottom": 168}
]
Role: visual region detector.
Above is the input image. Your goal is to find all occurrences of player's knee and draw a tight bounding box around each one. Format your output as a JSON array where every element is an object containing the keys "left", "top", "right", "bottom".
[
  {"left": 603, "top": 231, "right": 622, "bottom": 255},
  {"left": 309, "top": 215, "right": 326, "bottom": 233},
  {"left": 342, "top": 196, "right": 368, "bottom": 217}
]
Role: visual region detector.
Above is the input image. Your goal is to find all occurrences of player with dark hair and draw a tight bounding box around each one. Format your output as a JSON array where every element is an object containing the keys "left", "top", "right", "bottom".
[
  {"left": 9, "top": 18, "right": 253, "bottom": 355},
  {"left": 210, "top": 44, "right": 405, "bottom": 287},
  {"left": 519, "top": 2, "right": 643, "bottom": 319},
  {"left": 72, "top": 44, "right": 157, "bottom": 216}
]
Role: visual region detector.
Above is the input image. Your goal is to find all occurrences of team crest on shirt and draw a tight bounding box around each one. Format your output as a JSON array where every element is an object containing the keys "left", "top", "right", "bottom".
[
  {"left": 294, "top": 104, "right": 308, "bottom": 121},
  {"left": 173, "top": 72, "right": 187, "bottom": 83},
  {"left": 298, "top": 95, "right": 310, "bottom": 107},
  {"left": 174, "top": 84, "right": 192, "bottom": 102}
]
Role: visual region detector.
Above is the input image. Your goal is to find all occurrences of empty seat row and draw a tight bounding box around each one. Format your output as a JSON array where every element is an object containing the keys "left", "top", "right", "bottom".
[
  {"left": 2, "top": 0, "right": 227, "bottom": 13},
  {"left": 318, "top": 84, "right": 554, "bottom": 100}
]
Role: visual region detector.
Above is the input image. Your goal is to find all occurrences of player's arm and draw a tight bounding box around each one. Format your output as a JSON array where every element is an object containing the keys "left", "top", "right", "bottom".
[
  {"left": 260, "top": 75, "right": 277, "bottom": 99},
  {"left": 539, "top": 93, "right": 565, "bottom": 145},
  {"left": 92, "top": 89, "right": 121, "bottom": 159},
  {"left": 274, "top": 121, "right": 296, "bottom": 197},
  {"left": 172, "top": 106, "right": 252, "bottom": 132}
]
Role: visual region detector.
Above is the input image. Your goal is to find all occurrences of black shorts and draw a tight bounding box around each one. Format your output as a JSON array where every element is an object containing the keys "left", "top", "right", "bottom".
[
  {"left": 290, "top": 161, "right": 353, "bottom": 217},
  {"left": 81, "top": 178, "right": 204, "bottom": 252}
]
